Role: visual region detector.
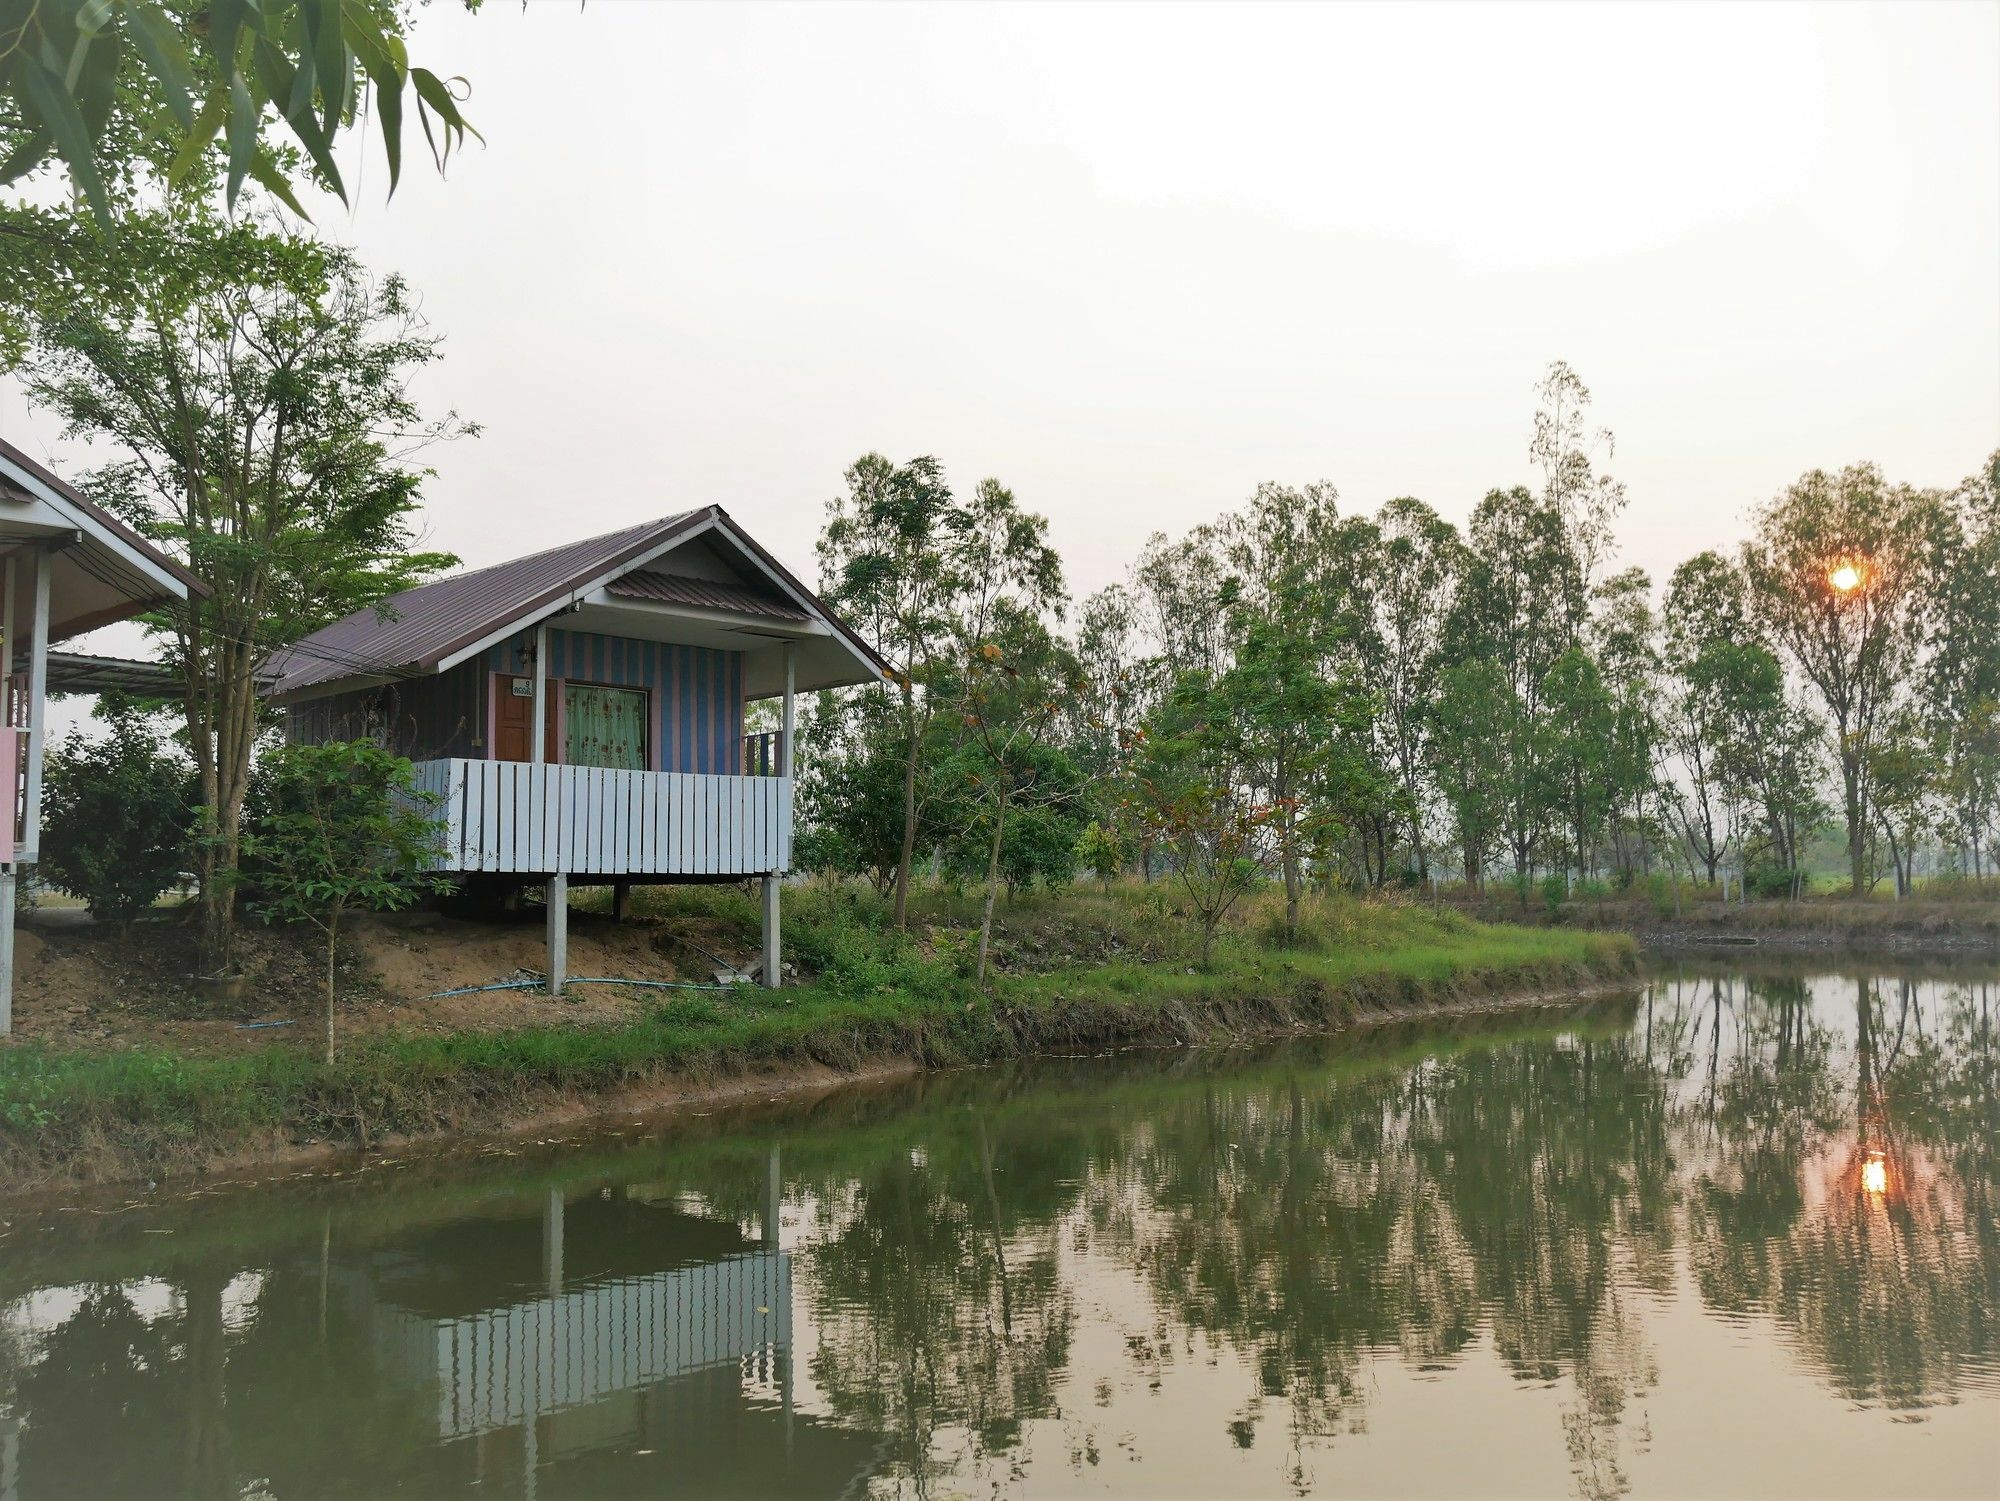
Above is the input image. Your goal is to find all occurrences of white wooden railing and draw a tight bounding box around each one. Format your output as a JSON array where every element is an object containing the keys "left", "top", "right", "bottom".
[
  {"left": 408, "top": 759, "right": 792, "bottom": 876},
  {"left": 383, "top": 1250, "right": 792, "bottom": 1440}
]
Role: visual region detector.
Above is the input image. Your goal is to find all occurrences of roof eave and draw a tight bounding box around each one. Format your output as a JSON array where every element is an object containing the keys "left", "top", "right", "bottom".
[{"left": 0, "top": 439, "right": 209, "bottom": 600}]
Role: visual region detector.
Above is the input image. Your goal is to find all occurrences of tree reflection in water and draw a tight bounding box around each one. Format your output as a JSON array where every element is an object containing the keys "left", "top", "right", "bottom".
[{"left": 0, "top": 963, "right": 1992, "bottom": 1501}]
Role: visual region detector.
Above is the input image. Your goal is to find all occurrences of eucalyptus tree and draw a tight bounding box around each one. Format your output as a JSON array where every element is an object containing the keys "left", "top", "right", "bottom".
[
  {"left": 1363, "top": 496, "right": 1465, "bottom": 881},
  {"left": 1427, "top": 660, "right": 1510, "bottom": 893},
  {"left": 13, "top": 207, "right": 463, "bottom": 972},
  {"left": 818, "top": 454, "right": 962, "bottom": 923},
  {"left": 1542, "top": 648, "right": 1617, "bottom": 883},
  {"left": 1529, "top": 359, "right": 1629, "bottom": 624},
  {"left": 1590, "top": 566, "right": 1660, "bottom": 880},
  {"left": 1130, "top": 522, "right": 1234, "bottom": 684},
  {"left": 820, "top": 459, "right": 1062, "bottom": 927},
  {"left": 1212, "top": 569, "right": 1372, "bottom": 928},
  {"left": 1446, "top": 486, "right": 1572, "bottom": 892},
  {"left": 0, "top": 0, "right": 476, "bottom": 232},
  {"left": 950, "top": 595, "right": 1085, "bottom": 982},
  {"left": 1866, "top": 708, "right": 1944, "bottom": 896},
  {"left": 1920, "top": 452, "right": 2000, "bottom": 877},
  {"left": 1069, "top": 582, "right": 1142, "bottom": 784},
  {"left": 1659, "top": 553, "right": 1750, "bottom": 882},
  {"left": 1698, "top": 642, "right": 1825, "bottom": 895},
  {"left": 1742, "top": 464, "right": 1938, "bottom": 894},
  {"left": 1220, "top": 479, "right": 1345, "bottom": 606}
]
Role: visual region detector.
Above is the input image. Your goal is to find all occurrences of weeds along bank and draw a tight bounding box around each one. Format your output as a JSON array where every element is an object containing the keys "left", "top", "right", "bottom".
[{"left": 0, "top": 886, "right": 1635, "bottom": 1196}]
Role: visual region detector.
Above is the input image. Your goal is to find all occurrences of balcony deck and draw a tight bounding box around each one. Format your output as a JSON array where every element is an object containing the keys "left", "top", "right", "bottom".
[{"left": 410, "top": 758, "right": 791, "bottom": 877}]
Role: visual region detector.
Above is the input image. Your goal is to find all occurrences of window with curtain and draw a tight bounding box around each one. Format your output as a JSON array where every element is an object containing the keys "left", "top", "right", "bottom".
[{"left": 564, "top": 683, "right": 649, "bottom": 770}]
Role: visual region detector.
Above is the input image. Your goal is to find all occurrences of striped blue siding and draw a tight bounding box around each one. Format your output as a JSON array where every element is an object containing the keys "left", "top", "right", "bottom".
[
  {"left": 288, "top": 631, "right": 746, "bottom": 774},
  {"left": 476, "top": 630, "right": 744, "bottom": 774}
]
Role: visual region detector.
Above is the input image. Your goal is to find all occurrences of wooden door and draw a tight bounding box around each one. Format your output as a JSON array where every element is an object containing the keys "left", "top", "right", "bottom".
[{"left": 491, "top": 674, "right": 559, "bottom": 763}]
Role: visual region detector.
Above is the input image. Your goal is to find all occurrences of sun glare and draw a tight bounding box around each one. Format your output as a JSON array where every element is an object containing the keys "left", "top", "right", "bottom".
[
  {"left": 1828, "top": 563, "right": 1863, "bottom": 594},
  {"left": 1861, "top": 1153, "right": 1889, "bottom": 1196}
]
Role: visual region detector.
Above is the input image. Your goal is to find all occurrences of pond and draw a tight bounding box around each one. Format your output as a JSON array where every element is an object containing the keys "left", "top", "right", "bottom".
[{"left": 0, "top": 956, "right": 1994, "bottom": 1499}]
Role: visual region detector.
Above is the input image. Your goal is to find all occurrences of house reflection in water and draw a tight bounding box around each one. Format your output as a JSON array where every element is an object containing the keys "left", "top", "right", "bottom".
[{"left": 0, "top": 1151, "right": 885, "bottom": 1500}]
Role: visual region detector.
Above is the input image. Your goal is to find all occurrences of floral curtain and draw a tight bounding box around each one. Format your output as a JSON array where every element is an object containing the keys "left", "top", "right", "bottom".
[{"left": 564, "top": 684, "right": 648, "bottom": 770}]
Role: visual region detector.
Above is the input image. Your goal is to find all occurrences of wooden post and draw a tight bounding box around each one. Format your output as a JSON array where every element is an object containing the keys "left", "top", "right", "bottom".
[
  {"left": 530, "top": 621, "right": 548, "bottom": 769},
  {"left": 780, "top": 642, "right": 796, "bottom": 780},
  {"left": 546, "top": 872, "right": 567, "bottom": 998}
]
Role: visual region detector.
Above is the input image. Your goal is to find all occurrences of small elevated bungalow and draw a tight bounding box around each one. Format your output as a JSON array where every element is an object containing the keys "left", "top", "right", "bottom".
[
  {"left": 0, "top": 439, "right": 208, "bottom": 1033},
  {"left": 263, "top": 507, "right": 887, "bottom": 992}
]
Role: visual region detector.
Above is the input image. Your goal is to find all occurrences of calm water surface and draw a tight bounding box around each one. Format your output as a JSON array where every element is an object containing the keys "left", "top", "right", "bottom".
[{"left": 1, "top": 957, "right": 1996, "bottom": 1500}]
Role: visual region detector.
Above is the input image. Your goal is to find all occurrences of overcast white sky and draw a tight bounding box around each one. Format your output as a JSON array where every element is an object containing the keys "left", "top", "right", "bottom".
[{"left": 6, "top": 0, "right": 1998, "bottom": 661}]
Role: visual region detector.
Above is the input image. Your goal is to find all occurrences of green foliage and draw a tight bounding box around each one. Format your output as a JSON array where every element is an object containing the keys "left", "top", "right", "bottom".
[
  {"left": 1127, "top": 677, "right": 1279, "bottom": 965},
  {"left": 1642, "top": 871, "right": 1679, "bottom": 918},
  {"left": 39, "top": 706, "right": 196, "bottom": 920},
  {"left": 797, "top": 391, "right": 1994, "bottom": 914},
  {"left": 1539, "top": 871, "right": 1567, "bottom": 915},
  {"left": 1075, "top": 820, "right": 1127, "bottom": 887},
  {"left": 794, "top": 691, "right": 919, "bottom": 889},
  {"left": 817, "top": 454, "right": 1066, "bottom": 928},
  {"left": 0, "top": 0, "right": 476, "bottom": 230},
  {"left": 1747, "top": 863, "right": 1810, "bottom": 900},
  {"left": 240, "top": 739, "right": 447, "bottom": 1061},
  {"left": 9, "top": 204, "right": 467, "bottom": 971}
]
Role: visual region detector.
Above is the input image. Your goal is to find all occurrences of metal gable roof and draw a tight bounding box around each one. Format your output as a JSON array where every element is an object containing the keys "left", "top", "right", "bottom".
[
  {"left": 261, "top": 507, "right": 889, "bottom": 699},
  {"left": 260, "top": 512, "right": 704, "bottom": 696}
]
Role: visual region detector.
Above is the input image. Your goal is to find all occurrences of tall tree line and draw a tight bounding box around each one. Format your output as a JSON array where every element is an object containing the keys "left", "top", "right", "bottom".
[{"left": 799, "top": 367, "right": 2000, "bottom": 908}]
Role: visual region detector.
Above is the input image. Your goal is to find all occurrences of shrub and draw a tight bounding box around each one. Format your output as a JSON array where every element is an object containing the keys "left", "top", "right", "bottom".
[
  {"left": 1075, "top": 820, "right": 1127, "bottom": 889},
  {"left": 1539, "top": 872, "right": 1568, "bottom": 915},
  {"left": 1643, "top": 871, "right": 1681, "bottom": 918},
  {"left": 1748, "top": 864, "right": 1809, "bottom": 900},
  {"left": 39, "top": 708, "right": 197, "bottom": 920}
]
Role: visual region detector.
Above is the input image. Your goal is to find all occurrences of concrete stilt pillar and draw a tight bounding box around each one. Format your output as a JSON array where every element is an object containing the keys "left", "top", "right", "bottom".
[
  {"left": 543, "top": 1187, "right": 564, "bottom": 1296},
  {"left": 546, "top": 874, "right": 568, "bottom": 997},
  {"left": 764, "top": 1144, "right": 781, "bottom": 1245},
  {"left": 761, "top": 873, "right": 780, "bottom": 990},
  {"left": 612, "top": 879, "right": 630, "bottom": 921},
  {"left": 0, "top": 869, "right": 14, "bottom": 1038}
]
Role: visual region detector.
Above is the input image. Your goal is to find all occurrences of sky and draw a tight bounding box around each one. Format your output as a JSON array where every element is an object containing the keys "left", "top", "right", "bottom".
[{"left": 4, "top": 0, "right": 1997, "bottom": 669}]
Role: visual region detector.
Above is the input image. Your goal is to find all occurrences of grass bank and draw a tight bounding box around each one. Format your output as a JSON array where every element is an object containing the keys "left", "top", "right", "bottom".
[
  {"left": 1450, "top": 885, "right": 2000, "bottom": 949},
  {"left": 0, "top": 886, "right": 1635, "bottom": 1197}
]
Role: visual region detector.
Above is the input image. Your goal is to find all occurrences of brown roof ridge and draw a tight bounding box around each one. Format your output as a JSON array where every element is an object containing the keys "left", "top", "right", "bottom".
[{"left": 390, "top": 509, "right": 710, "bottom": 601}]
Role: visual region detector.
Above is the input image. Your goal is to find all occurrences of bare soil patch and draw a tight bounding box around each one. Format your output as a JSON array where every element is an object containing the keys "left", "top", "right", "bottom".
[{"left": 5, "top": 902, "right": 765, "bottom": 1055}]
